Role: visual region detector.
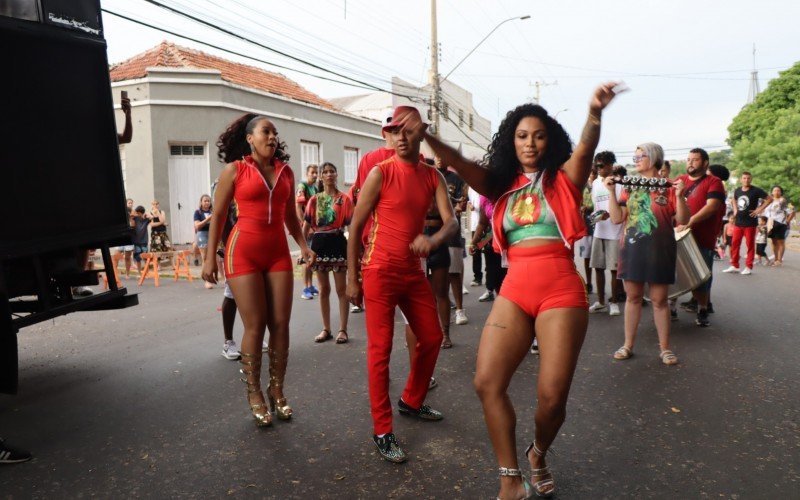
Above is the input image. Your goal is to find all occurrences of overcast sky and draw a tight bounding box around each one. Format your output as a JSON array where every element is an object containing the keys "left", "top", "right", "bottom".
[{"left": 101, "top": 0, "right": 800, "bottom": 163}]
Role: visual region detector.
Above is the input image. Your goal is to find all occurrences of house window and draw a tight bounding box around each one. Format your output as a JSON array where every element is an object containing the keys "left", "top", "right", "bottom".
[
  {"left": 458, "top": 109, "right": 464, "bottom": 127},
  {"left": 301, "top": 141, "right": 320, "bottom": 170},
  {"left": 343, "top": 147, "right": 359, "bottom": 185},
  {"left": 469, "top": 113, "right": 474, "bottom": 131},
  {"left": 170, "top": 144, "right": 205, "bottom": 156}
]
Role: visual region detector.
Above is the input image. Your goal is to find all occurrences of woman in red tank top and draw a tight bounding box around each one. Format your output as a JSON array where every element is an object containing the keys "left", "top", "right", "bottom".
[{"left": 203, "top": 113, "right": 314, "bottom": 427}]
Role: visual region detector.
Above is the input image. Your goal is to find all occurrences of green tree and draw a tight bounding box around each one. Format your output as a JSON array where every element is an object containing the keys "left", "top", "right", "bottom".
[
  {"left": 727, "top": 62, "right": 800, "bottom": 203},
  {"left": 708, "top": 149, "right": 732, "bottom": 165}
]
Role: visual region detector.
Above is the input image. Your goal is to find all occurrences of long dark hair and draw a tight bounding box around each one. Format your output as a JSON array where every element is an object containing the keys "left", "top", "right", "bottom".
[
  {"left": 216, "top": 113, "right": 290, "bottom": 164},
  {"left": 483, "top": 103, "right": 573, "bottom": 199}
]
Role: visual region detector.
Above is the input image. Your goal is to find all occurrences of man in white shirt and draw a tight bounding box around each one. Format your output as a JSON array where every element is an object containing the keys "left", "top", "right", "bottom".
[
  {"left": 589, "top": 151, "right": 624, "bottom": 316},
  {"left": 467, "top": 187, "right": 483, "bottom": 286}
]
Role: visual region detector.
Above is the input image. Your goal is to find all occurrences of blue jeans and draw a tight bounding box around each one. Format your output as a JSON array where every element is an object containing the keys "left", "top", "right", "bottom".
[{"left": 696, "top": 247, "right": 715, "bottom": 293}]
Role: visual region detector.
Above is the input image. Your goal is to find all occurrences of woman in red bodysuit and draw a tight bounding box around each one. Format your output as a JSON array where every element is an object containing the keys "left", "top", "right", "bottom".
[
  {"left": 203, "top": 113, "right": 314, "bottom": 427},
  {"left": 402, "top": 83, "right": 623, "bottom": 499}
]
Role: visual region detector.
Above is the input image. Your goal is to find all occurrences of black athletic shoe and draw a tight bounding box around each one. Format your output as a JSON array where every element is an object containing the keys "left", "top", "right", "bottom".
[
  {"left": 372, "top": 433, "right": 407, "bottom": 463},
  {"left": 696, "top": 309, "right": 710, "bottom": 327},
  {"left": 398, "top": 399, "right": 443, "bottom": 421},
  {"left": 680, "top": 297, "right": 698, "bottom": 312},
  {"left": 0, "top": 439, "right": 32, "bottom": 464},
  {"left": 707, "top": 302, "right": 715, "bottom": 314},
  {"left": 670, "top": 309, "right": 679, "bottom": 321}
]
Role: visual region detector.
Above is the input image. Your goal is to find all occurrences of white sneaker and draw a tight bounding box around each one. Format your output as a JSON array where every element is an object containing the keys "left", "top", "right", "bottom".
[
  {"left": 740, "top": 267, "right": 752, "bottom": 275},
  {"left": 722, "top": 266, "right": 740, "bottom": 273},
  {"left": 350, "top": 304, "right": 363, "bottom": 313},
  {"left": 478, "top": 290, "right": 495, "bottom": 302},
  {"left": 588, "top": 301, "right": 608, "bottom": 313},
  {"left": 462, "top": 286, "right": 469, "bottom": 295},
  {"left": 222, "top": 340, "right": 240, "bottom": 360},
  {"left": 262, "top": 340, "right": 269, "bottom": 352},
  {"left": 608, "top": 302, "right": 621, "bottom": 316},
  {"left": 455, "top": 309, "right": 468, "bottom": 325}
]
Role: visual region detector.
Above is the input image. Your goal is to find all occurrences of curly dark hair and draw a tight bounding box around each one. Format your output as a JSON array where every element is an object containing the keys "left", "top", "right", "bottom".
[
  {"left": 216, "top": 113, "right": 290, "bottom": 164},
  {"left": 709, "top": 164, "right": 729, "bottom": 181},
  {"left": 594, "top": 150, "right": 617, "bottom": 166},
  {"left": 483, "top": 103, "right": 573, "bottom": 199}
]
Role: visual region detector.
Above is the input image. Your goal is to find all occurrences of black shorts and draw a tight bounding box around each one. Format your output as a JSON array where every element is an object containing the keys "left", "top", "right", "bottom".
[
  {"left": 310, "top": 232, "right": 347, "bottom": 272},
  {"left": 768, "top": 222, "right": 787, "bottom": 240},
  {"left": 426, "top": 243, "right": 451, "bottom": 270},
  {"left": 423, "top": 225, "right": 451, "bottom": 271},
  {"left": 756, "top": 243, "right": 767, "bottom": 256}
]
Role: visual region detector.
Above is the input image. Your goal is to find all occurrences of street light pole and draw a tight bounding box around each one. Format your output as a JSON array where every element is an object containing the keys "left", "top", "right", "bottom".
[
  {"left": 429, "top": 8, "right": 529, "bottom": 137},
  {"left": 440, "top": 15, "right": 531, "bottom": 84}
]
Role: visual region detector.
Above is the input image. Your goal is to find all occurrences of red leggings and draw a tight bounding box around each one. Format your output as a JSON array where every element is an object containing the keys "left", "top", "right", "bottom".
[
  {"left": 362, "top": 267, "right": 442, "bottom": 435},
  {"left": 499, "top": 243, "right": 588, "bottom": 317},
  {"left": 224, "top": 226, "right": 292, "bottom": 278}
]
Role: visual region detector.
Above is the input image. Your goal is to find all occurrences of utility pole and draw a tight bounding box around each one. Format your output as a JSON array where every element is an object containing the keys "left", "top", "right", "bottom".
[
  {"left": 429, "top": 0, "right": 440, "bottom": 136},
  {"left": 530, "top": 80, "right": 557, "bottom": 105}
]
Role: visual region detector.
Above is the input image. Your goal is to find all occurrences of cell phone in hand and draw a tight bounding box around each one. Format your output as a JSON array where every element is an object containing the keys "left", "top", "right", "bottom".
[{"left": 121, "top": 90, "right": 128, "bottom": 100}]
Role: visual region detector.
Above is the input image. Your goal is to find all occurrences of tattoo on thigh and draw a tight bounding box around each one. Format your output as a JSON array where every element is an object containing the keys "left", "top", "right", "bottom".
[{"left": 485, "top": 321, "right": 507, "bottom": 329}]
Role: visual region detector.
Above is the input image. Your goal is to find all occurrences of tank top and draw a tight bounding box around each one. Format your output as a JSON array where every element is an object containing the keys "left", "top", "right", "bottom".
[
  {"left": 503, "top": 173, "right": 560, "bottom": 245},
  {"left": 234, "top": 155, "right": 293, "bottom": 232},
  {"left": 362, "top": 156, "right": 440, "bottom": 271}
]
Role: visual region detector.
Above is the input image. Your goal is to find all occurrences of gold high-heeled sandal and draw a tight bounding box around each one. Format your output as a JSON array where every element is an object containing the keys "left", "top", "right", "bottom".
[
  {"left": 496, "top": 467, "right": 533, "bottom": 500},
  {"left": 239, "top": 352, "right": 272, "bottom": 427},
  {"left": 267, "top": 348, "right": 293, "bottom": 420},
  {"left": 525, "top": 441, "right": 555, "bottom": 498}
]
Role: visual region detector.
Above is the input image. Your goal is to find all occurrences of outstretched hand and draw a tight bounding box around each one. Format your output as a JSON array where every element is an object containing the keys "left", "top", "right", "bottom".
[{"left": 590, "top": 81, "right": 628, "bottom": 114}]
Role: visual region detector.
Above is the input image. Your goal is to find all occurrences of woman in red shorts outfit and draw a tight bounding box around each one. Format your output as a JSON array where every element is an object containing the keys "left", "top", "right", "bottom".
[
  {"left": 203, "top": 113, "right": 314, "bottom": 427},
  {"left": 403, "top": 82, "right": 624, "bottom": 499}
]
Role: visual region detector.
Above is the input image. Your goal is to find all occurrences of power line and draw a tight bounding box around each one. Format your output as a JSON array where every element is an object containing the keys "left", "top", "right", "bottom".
[
  {"left": 102, "top": 8, "right": 428, "bottom": 103},
  {"left": 107, "top": 3, "right": 493, "bottom": 151},
  {"left": 141, "top": 0, "right": 402, "bottom": 95}
]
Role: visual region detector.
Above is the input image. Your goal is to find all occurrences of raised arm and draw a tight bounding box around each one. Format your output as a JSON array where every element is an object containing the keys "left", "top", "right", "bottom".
[
  {"left": 118, "top": 96, "right": 133, "bottom": 144},
  {"left": 563, "top": 82, "right": 625, "bottom": 188},
  {"left": 396, "top": 110, "right": 494, "bottom": 197}
]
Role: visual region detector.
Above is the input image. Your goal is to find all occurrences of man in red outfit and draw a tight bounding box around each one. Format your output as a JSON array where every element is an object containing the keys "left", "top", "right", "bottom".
[{"left": 347, "top": 106, "right": 457, "bottom": 463}]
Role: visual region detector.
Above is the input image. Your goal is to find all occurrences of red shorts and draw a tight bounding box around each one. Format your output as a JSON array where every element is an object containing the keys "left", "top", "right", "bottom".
[
  {"left": 224, "top": 226, "right": 292, "bottom": 278},
  {"left": 499, "top": 242, "right": 588, "bottom": 317}
]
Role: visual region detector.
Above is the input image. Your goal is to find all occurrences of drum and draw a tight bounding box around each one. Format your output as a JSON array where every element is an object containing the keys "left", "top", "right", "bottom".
[{"left": 669, "top": 228, "right": 711, "bottom": 299}]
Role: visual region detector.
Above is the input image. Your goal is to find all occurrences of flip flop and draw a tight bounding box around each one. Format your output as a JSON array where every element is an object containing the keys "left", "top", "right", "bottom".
[{"left": 335, "top": 330, "right": 348, "bottom": 344}]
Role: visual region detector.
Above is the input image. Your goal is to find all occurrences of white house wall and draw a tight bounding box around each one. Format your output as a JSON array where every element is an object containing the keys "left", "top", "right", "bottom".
[{"left": 111, "top": 68, "right": 383, "bottom": 245}]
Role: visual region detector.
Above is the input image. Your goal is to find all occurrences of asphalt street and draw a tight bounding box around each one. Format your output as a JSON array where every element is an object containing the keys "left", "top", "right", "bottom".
[{"left": 1, "top": 247, "right": 799, "bottom": 499}]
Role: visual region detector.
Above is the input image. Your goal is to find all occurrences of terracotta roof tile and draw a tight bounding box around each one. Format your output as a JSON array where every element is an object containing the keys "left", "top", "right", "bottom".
[{"left": 109, "top": 41, "right": 336, "bottom": 110}]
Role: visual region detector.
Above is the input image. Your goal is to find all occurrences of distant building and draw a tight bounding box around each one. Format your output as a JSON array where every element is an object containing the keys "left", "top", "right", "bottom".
[
  {"left": 110, "top": 42, "right": 382, "bottom": 244},
  {"left": 331, "top": 77, "right": 491, "bottom": 162}
]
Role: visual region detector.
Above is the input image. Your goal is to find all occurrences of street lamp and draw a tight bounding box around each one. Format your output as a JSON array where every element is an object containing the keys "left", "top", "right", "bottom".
[{"left": 441, "top": 15, "right": 531, "bottom": 84}]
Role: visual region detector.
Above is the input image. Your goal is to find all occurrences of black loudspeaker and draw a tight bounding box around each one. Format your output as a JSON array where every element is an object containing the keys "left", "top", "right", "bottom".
[{"left": 0, "top": 0, "right": 128, "bottom": 258}]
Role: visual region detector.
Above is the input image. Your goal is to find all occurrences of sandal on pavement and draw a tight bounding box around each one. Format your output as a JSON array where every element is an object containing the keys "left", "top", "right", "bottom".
[
  {"left": 524, "top": 441, "right": 555, "bottom": 498},
  {"left": 335, "top": 329, "right": 348, "bottom": 344},
  {"left": 314, "top": 329, "right": 332, "bottom": 343},
  {"left": 496, "top": 467, "right": 534, "bottom": 500},
  {"left": 441, "top": 335, "right": 453, "bottom": 349},
  {"left": 613, "top": 346, "right": 633, "bottom": 360},
  {"left": 660, "top": 349, "right": 678, "bottom": 365}
]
